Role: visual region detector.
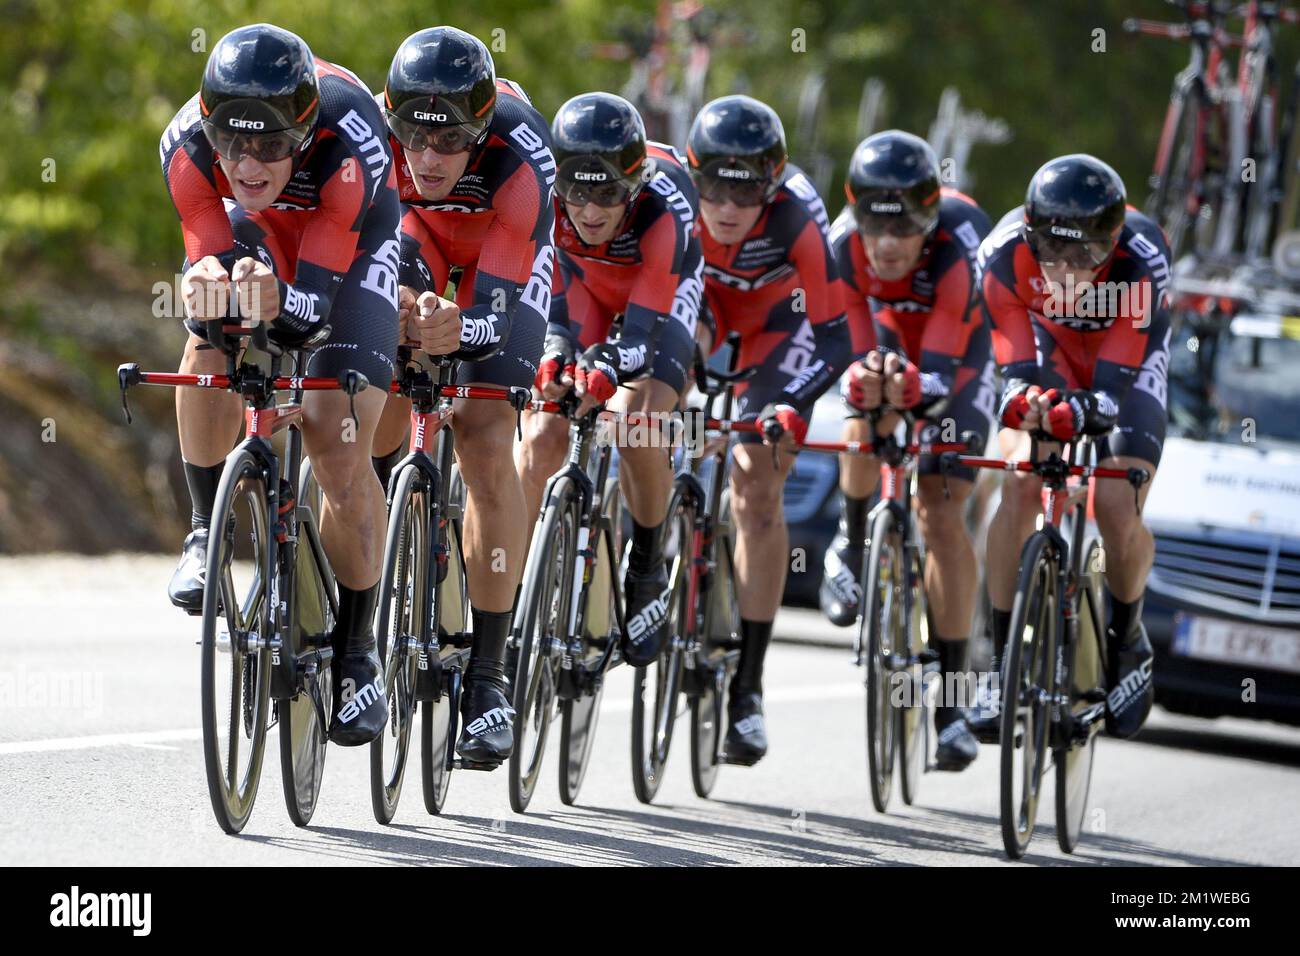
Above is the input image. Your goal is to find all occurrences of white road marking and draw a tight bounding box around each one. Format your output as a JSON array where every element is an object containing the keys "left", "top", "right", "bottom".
[
  {"left": 0, "top": 683, "right": 866, "bottom": 755},
  {"left": 0, "top": 728, "right": 201, "bottom": 756}
]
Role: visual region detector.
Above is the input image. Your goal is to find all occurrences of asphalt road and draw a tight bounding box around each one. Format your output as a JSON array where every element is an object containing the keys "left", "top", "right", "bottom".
[{"left": 3, "top": 554, "right": 1298, "bottom": 866}]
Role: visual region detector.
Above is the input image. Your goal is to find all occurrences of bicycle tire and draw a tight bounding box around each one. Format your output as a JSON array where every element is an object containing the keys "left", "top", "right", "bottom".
[
  {"left": 280, "top": 459, "right": 334, "bottom": 827},
  {"left": 422, "top": 467, "right": 467, "bottom": 815},
  {"left": 899, "top": 541, "right": 929, "bottom": 806},
  {"left": 200, "top": 449, "right": 273, "bottom": 834},
  {"left": 862, "top": 507, "right": 903, "bottom": 813},
  {"left": 631, "top": 488, "right": 685, "bottom": 805},
  {"left": 999, "top": 531, "right": 1058, "bottom": 859},
  {"left": 1148, "top": 79, "right": 1204, "bottom": 260},
  {"left": 1245, "top": 84, "right": 1279, "bottom": 259},
  {"left": 1055, "top": 538, "right": 1105, "bottom": 854},
  {"left": 508, "top": 477, "right": 575, "bottom": 812},
  {"left": 370, "top": 463, "right": 425, "bottom": 824}
]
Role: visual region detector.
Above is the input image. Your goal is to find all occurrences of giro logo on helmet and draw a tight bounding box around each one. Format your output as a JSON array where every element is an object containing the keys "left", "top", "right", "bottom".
[
  {"left": 717, "top": 167, "right": 752, "bottom": 179},
  {"left": 228, "top": 118, "right": 266, "bottom": 130},
  {"left": 1049, "top": 225, "right": 1085, "bottom": 239},
  {"left": 413, "top": 111, "right": 449, "bottom": 122},
  {"left": 870, "top": 201, "right": 904, "bottom": 213},
  {"left": 573, "top": 170, "right": 608, "bottom": 181}
]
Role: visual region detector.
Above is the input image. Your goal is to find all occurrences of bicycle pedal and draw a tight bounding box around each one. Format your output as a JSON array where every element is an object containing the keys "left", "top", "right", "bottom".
[{"left": 453, "top": 758, "right": 502, "bottom": 772}]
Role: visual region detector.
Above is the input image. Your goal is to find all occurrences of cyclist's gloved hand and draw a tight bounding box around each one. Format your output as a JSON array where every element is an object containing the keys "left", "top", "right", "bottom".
[
  {"left": 841, "top": 358, "right": 881, "bottom": 410},
  {"left": 758, "top": 402, "right": 808, "bottom": 445},
  {"left": 1000, "top": 384, "right": 1043, "bottom": 430},
  {"left": 885, "top": 358, "right": 922, "bottom": 409},
  {"left": 576, "top": 336, "right": 650, "bottom": 404},
  {"left": 535, "top": 334, "right": 577, "bottom": 396},
  {"left": 1043, "top": 388, "right": 1110, "bottom": 441}
]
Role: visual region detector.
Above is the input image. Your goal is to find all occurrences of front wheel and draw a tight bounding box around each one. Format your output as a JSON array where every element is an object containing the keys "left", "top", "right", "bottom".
[
  {"left": 1000, "top": 532, "right": 1059, "bottom": 859},
  {"left": 200, "top": 450, "right": 274, "bottom": 834}
]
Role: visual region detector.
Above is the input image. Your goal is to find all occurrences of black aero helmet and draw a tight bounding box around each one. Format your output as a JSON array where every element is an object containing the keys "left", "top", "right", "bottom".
[
  {"left": 1023, "top": 154, "right": 1127, "bottom": 268},
  {"left": 552, "top": 93, "right": 647, "bottom": 208},
  {"left": 199, "top": 23, "right": 319, "bottom": 162},
  {"left": 384, "top": 27, "right": 496, "bottom": 153},
  {"left": 686, "top": 95, "right": 787, "bottom": 206},
  {"left": 846, "top": 130, "right": 942, "bottom": 237}
]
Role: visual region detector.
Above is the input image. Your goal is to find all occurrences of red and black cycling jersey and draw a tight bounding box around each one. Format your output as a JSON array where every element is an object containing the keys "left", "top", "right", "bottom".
[
  {"left": 160, "top": 59, "right": 398, "bottom": 338},
  {"left": 392, "top": 78, "right": 556, "bottom": 357},
  {"left": 979, "top": 205, "right": 1173, "bottom": 433},
  {"left": 700, "top": 164, "right": 850, "bottom": 412},
  {"left": 550, "top": 141, "right": 703, "bottom": 349},
  {"left": 831, "top": 188, "right": 992, "bottom": 418}
]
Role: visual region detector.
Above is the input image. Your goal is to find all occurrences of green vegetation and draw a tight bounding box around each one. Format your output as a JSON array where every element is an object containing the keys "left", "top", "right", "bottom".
[{"left": 2, "top": 0, "right": 1297, "bottom": 552}]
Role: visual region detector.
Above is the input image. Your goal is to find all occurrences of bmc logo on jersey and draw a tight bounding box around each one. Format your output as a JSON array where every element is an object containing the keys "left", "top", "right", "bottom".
[
  {"left": 228, "top": 118, "right": 266, "bottom": 130},
  {"left": 717, "top": 167, "right": 752, "bottom": 179},
  {"left": 1049, "top": 225, "right": 1084, "bottom": 239},
  {"left": 573, "top": 170, "right": 608, "bottom": 181},
  {"left": 413, "top": 111, "right": 448, "bottom": 122}
]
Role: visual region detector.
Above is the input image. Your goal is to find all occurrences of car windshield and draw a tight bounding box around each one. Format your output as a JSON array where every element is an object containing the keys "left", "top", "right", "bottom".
[{"left": 1169, "top": 321, "right": 1300, "bottom": 444}]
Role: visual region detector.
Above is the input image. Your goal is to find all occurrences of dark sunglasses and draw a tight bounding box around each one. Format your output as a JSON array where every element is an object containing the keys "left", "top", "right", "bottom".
[
  {"left": 853, "top": 208, "right": 932, "bottom": 238},
  {"left": 559, "top": 177, "right": 635, "bottom": 208},
  {"left": 696, "top": 174, "right": 771, "bottom": 208},
  {"left": 385, "top": 112, "right": 484, "bottom": 155},
  {"left": 203, "top": 121, "right": 307, "bottom": 164},
  {"left": 1025, "top": 228, "right": 1114, "bottom": 269}
]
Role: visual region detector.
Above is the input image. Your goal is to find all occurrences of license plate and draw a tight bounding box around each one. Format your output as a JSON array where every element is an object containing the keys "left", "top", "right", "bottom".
[{"left": 1172, "top": 614, "right": 1300, "bottom": 675}]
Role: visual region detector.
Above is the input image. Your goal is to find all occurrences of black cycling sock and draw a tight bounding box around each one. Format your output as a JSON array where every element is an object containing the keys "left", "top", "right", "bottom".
[
  {"left": 843, "top": 493, "right": 870, "bottom": 547},
  {"left": 183, "top": 461, "right": 224, "bottom": 531},
  {"left": 732, "top": 618, "right": 773, "bottom": 697},
  {"left": 989, "top": 607, "right": 1012, "bottom": 665},
  {"left": 336, "top": 582, "right": 379, "bottom": 653},
  {"left": 469, "top": 608, "right": 512, "bottom": 683},
  {"left": 1107, "top": 593, "right": 1145, "bottom": 644},
  {"left": 932, "top": 636, "right": 970, "bottom": 725},
  {"left": 629, "top": 519, "right": 663, "bottom": 574},
  {"left": 371, "top": 443, "right": 405, "bottom": 494}
]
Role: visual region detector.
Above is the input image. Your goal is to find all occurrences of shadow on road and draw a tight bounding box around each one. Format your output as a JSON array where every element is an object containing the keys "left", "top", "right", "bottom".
[
  {"left": 238, "top": 812, "right": 748, "bottom": 866},
  {"left": 915, "top": 806, "right": 1263, "bottom": 867}
]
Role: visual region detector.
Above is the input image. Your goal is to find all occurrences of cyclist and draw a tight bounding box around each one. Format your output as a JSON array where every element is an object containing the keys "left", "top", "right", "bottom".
[
  {"left": 972, "top": 154, "right": 1169, "bottom": 741},
  {"left": 162, "top": 24, "right": 397, "bottom": 745},
  {"left": 373, "top": 27, "right": 556, "bottom": 766},
  {"left": 823, "top": 130, "right": 995, "bottom": 771},
  {"left": 515, "top": 92, "right": 703, "bottom": 666},
  {"left": 688, "top": 95, "right": 850, "bottom": 765}
]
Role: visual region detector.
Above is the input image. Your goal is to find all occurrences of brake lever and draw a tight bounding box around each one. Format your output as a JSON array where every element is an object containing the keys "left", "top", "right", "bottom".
[
  {"left": 1128, "top": 467, "right": 1150, "bottom": 516},
  {"left": 117, "top": 363, "right": 141, "bottom": 424},
  {"left": 507, "top": 385, "right": 531, "bottom": 439}
]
